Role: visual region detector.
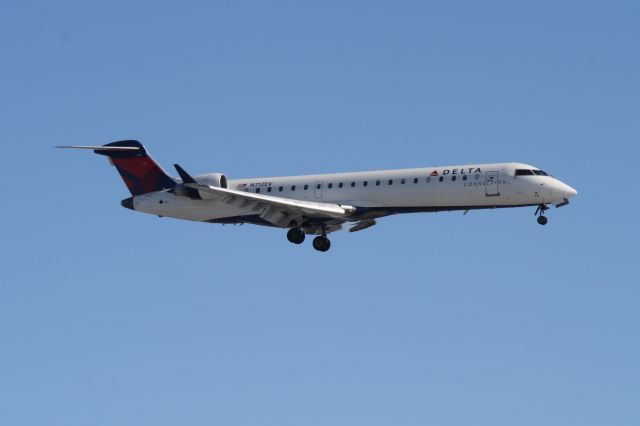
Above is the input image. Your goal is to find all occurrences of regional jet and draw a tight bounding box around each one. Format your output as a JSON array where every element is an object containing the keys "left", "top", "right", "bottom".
[{"left": 58, "top": 140, "right": 577, "bottom": 252}]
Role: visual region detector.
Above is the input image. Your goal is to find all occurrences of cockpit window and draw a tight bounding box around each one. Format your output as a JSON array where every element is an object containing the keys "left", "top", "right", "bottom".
[
  {"left": 515, "top": 169, "right": 535, "bottom": 176},
  {"left": 532, "top": 170, "right": 549, "bottom": 176}
]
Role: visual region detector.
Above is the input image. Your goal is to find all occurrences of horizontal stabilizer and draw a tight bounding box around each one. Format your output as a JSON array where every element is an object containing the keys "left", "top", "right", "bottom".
[
  {"left": 57, "top": 140, "right": 176, "bottom": 195},
  {"left": 56, "top": 145, "right": 140, "bottom": 151}
]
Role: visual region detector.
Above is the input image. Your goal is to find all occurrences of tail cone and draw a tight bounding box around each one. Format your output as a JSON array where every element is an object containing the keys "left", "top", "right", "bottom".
[{"left": 121, "top": 197, "right": 135, "bottom": 210}]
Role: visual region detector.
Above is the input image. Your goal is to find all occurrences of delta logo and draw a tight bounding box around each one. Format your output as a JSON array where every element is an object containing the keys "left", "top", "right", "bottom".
[{"left": 431, "top": 167, "right": 482, "bottom": 176}]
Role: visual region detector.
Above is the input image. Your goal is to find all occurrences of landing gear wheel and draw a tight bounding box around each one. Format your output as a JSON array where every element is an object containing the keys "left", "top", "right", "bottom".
[
  {"left": 287, "top": 228, "right": 305, "bottom": 244},
  {"left": 535, "top": 204, "right": 549, "bottom": 226},
  {"left": 312, "top": 236, "right": 331, "bottom": 252}
]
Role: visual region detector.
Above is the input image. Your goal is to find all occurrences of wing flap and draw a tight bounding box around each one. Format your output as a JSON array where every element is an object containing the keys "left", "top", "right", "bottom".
[{"left": 183, "top": 183, "right": 355, "bottom": 225}]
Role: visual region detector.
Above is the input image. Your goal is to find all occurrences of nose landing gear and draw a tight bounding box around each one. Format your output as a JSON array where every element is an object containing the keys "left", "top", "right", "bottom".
[{"left": 535, "top": 204, "right": 549, "bottom": 225}]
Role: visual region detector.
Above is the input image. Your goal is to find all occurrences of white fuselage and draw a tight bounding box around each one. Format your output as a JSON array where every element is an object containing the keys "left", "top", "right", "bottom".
[{"left": 131, "top": 162, "right": 577, "bottom": 225}]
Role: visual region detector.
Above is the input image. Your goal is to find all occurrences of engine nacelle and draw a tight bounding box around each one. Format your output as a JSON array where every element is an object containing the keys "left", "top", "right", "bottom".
[
  {"left": 193, "top": 172, "right": 228, "bottom": 200},
  {"left": 193, "top": 172, "right": 228, "bottom": 188}
]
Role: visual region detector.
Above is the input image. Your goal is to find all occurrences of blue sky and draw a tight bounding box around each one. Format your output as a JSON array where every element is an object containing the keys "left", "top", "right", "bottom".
[{"left": 1, "top": 1, "right": 639, "bottom": 425}]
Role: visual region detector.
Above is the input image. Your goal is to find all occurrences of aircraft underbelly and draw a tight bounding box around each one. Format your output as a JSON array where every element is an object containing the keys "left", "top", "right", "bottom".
[{"left": 134, "top": 193, "right": 255, "bottom": 222}]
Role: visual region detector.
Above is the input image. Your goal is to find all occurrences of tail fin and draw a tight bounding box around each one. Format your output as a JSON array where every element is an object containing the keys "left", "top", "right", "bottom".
[
  {"left": 58, "top": 140, "right": 176, "bottom": 195},
  {"left": 96, "top": 140, "right": 176, "bottom": 195}
]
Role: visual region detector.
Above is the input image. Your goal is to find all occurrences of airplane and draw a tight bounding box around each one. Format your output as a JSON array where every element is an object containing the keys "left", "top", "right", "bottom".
[{"left": 58, "top": 140, "right": 577, "bottom": 252}]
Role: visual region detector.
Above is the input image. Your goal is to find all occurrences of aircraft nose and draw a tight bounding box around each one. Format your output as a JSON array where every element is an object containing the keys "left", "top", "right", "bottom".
[
  {"left": 558, "top": 181, "right": 577, "bottom": 198},
  {"left": 564, "top": 184, "right": 577, "bottom": 198}
]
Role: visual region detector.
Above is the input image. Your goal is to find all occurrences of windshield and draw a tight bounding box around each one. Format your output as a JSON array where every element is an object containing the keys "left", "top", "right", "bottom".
[{"left": 515, "top": 169, "right": 549, "bottom": 176}]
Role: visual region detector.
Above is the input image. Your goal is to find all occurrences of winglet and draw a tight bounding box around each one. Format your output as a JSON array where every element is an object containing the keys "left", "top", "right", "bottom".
[{"left": 173, "top": 164, "right": 197, "bottom": 184}]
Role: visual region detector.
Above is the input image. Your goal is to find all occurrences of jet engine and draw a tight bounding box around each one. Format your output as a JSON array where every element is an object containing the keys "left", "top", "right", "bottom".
[
  {"left": 193, "top": 173, "right": 228, "bottom": 189},
  {"left": 187, "top": 172, "right": 228, "bottom": 200},
  {"left": 171, "top": 164, "right": 229, "bottom": 200}
]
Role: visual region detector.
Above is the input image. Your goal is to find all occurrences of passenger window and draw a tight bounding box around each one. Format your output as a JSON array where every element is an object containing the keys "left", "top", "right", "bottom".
[
  {"left": 452, "top": 176, "right": 457, "bottom": 181},
  {"left": 388, "top": 179, "right": 393, "bottom": 185},
  {"left": 267, "top": 187, "right": 272, "bottom": 192},
  {"left": 413, "top": 178, "right": 418, "bottom": 184},
  {"left": 439, "top": 176, "right": 444, "bottom": 182},
  {"left": 351, "top": 182, "right": 355, "bottom": 187},
  {"left": 256, "top": 188, "right": 261, "bottom": 193},
  {"left": 463, "top": 175, "right": 468, "bottom": 181},
  {"left": 339, "top": 182, "right": 343, "bottom": 188},
  {"left": 376, "top": 180, "right": 381, "bottom": 186},
  {"left": 401, "top": 178, "right": 406, "bottom": 184},
  {"left": 316, "top": 183, "right": 321, "bottom": 189},
  {"left": 304, "top": 184, "right": 309, "bottom": 190},
  {"left": 291, "top": 185, "right": 296, "bottom": 191},
  {"left": 363, "top": 181, "right": 368, "bottom": 187},
  {"left": 279, "top": 186, "right": 283, "bottom": 192},
  {"left": 328, "top": 183, "right": 333, "bottom": 189}
]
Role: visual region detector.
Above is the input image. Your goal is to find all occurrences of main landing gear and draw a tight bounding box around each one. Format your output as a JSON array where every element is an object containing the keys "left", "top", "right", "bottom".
[
  {"left": 535, "top": 204, "right": 549, "bottom": 225},
  {"left": 286, "top": 228, "right": 305, "bottom": 244},
  {"left": 286, "top": 228, "right": 331, "bottom": 252},
  {"left": 312, "top": 236, "right": 331, "bottom": 252}
]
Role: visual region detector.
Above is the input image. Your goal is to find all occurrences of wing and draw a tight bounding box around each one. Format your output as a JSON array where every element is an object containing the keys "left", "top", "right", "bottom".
[{"left": 183, "top": 182, "right": 356, "bottom": 229}]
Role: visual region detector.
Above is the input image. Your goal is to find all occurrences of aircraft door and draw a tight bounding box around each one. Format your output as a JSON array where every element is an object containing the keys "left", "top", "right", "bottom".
[
  {"left": 314, "top": 181, "right": 323, "bottom": 199},
  {"left": 485, "top": 171, "right": 500, "bottom": 196}
]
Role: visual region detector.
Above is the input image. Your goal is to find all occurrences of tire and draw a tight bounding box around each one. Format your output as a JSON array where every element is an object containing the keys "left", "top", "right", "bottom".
[
  {"left": 537, "top": 216, "right": 548, "bottom": 225},
  {"left": 312, "top": 236, "right": 331, "bottom": 252},
  {"left": 287, "top": 228, "right": 305, "bottom": 244}
]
